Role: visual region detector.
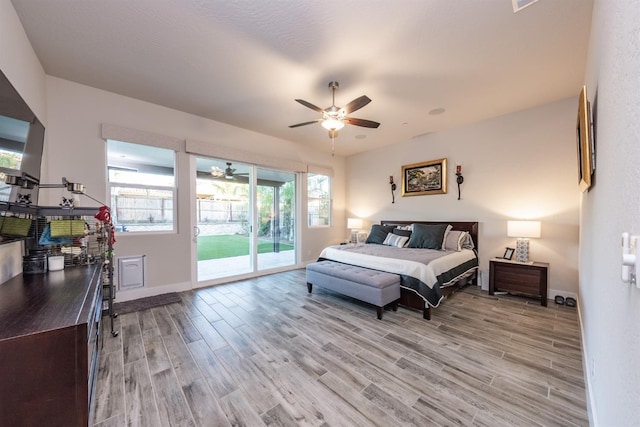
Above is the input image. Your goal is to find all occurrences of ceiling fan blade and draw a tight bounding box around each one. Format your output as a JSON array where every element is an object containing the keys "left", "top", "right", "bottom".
[
  {"left": 289, "top": 119, "right": 322, "bottom": 128},
  {"left": 295, "top": 99, "right": 324, "bottom": 113},
  {"left": 343, "top": 95, "right": 371, "bottom": 114},
  {"left": 344, "top": 117, "right": 380, "bottom": 128}
]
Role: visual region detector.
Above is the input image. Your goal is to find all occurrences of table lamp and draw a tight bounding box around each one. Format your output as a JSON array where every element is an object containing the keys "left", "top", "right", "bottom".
[
  {"left": 347, "top": 217, "right": 363, "bottom": 243},
  {"left": 507, "top": 220, "right": 541, "bottom": 263}
]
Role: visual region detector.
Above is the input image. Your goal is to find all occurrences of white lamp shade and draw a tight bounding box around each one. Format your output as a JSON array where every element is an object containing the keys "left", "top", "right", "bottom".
[
  {"left": 507, "top": 220, "right": 541, "bottom": 238},
  {"left": 347, "top": 218, "right": 363, "bottom": 230}
]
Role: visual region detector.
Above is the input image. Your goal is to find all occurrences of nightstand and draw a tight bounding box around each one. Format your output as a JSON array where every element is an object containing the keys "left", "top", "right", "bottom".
[{"left": 489, "top": 259, "right": 549, "bottom": 306}]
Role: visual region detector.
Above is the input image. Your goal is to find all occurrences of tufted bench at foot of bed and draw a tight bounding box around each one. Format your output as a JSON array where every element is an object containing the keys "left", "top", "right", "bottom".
[{"left": 306, "top": 260, "right": 401, "bottom": 320}]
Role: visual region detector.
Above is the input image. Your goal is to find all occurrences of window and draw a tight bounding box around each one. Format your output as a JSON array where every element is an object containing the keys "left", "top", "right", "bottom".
[
  {"left": 107, "top": 140, "right": 176, "bottom": 232},
  {"left": 307, "top": 173, "right": 331, "bottom": 227}
]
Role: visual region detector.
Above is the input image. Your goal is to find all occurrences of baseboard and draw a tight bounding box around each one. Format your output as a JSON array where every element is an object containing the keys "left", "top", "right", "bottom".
[
  {"left": 577, "top": 300, "right": 598, "bottom": 426},
  {"left": 117, "top": 264, "right": 308, "bottom": 301},
  {"left": 115, "top": 281, "right": 192, "bottom": 302}
]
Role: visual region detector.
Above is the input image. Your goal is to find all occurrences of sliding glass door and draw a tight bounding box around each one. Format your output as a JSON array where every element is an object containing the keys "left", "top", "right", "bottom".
[
  {"left": 256, "top": 168, "right": 296, "bottom": 271},
  {"left": 194, "top": 157, "right": 297, "bottom": 282},
  {"left": 195, "top": 158, "right": 252, "bottom": 281}
]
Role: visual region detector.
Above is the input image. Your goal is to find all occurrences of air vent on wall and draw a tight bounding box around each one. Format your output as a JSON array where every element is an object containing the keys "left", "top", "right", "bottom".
[
  {"left": 512, "top": 0, "right": 539, "bottom": 13},
  {"left": 118, "top": 255, "right": 146, "bottom": 290}
]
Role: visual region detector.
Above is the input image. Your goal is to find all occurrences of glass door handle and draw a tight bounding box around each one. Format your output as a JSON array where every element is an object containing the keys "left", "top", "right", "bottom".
[{"left": 193, "top": 226, "right": 200, "bottom": 237}]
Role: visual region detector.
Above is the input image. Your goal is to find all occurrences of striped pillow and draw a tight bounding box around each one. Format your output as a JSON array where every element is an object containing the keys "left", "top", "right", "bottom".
[{"left": 382, "top": 233, "right": 409, "bottom": 248}]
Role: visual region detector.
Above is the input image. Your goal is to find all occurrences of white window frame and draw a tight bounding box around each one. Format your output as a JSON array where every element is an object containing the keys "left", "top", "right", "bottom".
[{"left": 107, "top": 140, "right": 177, "bottom": 234}]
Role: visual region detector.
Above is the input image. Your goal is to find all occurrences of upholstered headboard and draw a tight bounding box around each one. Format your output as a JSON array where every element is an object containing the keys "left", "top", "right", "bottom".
[{"left": 380, "top": 220, "right": 479, "bottom": 253}]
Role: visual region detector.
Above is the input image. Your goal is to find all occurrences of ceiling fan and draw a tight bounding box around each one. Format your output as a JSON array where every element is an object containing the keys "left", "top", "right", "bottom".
[
  {"left": 289, "top": 81, "right": 380, "bottom": 143},
  {"left": 211, "top": 162, "right": 247, "bottom": 180}
]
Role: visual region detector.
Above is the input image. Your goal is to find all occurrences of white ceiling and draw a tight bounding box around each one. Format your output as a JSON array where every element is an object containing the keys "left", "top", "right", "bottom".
[{"left": 11, "top": 0, "right": 593, "bottom": 157}]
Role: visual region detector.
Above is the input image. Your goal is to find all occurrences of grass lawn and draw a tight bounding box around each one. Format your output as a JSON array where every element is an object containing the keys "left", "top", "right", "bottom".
[{"left": 198, "top": 234, "right": 294, "bottom": 261}]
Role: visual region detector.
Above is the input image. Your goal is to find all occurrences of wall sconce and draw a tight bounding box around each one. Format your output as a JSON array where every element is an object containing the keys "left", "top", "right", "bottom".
[
  {"left": 347, "top": 217, "right": 363, "bottom": 243},
  {"left": 389, "top": 176, "right": 397, "bottom": 203},
  {"left": 455, "top": 165, "right": 464, "bottom": 200},
  {"left": 507, "top": 220, "right": 541, "bottom": 263}
]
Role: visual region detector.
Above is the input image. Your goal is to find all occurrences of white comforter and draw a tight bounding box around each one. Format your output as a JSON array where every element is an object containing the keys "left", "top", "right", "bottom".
[{"left": 319, "top": 243, "right": 477, "bottom": 290}]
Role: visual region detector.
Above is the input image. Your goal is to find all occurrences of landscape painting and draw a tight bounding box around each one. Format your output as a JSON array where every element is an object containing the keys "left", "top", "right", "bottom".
[{"left": 402, "top": 158, "right": 447, "bottom": 196}]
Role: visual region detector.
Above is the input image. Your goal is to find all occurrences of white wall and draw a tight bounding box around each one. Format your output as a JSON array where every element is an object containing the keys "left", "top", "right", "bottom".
[
  {"left": 0, "top": 1, "right": 47, "bottom": 123},
  {"left": 43, "top": 76, "right": 346, "bottom": 299},
  {"left": 347, "top": 97, "right": 580, "bottom": 297},
  {"left": 580, "top": 0, "right": 640, "bottom": 424}
]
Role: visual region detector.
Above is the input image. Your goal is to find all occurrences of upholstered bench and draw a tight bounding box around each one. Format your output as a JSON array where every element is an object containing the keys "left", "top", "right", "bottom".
[{"left": 306, "top": 260, "right": 401, "bottom": 319}]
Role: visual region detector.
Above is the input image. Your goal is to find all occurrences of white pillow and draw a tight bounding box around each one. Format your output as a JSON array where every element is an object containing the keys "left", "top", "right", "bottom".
[
  {"left": 382, "top": 233, "right": 409, "bottom": 248},
  {"left": 444, "top": 230, "right": 467, "bottom": 251},
  {"left": 462, "top": 233, "right": 475, "bottom": 250},
  {"left": 441, "top": 224, "right": 453, "bottom": 250}
]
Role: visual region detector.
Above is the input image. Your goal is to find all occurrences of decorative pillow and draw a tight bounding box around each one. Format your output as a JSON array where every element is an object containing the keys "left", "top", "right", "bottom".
[
  {"left": 462, "top": 232, "right": 475, "bottom": 250},
  {"left": 365, "top": 225, "right": 395, "bottom": 245},
  {"left": 382, "top": 233, "right": 409, "bottom": 248},
  {"left": 395, "top": 224, "right": 413, "bottom": 231},
  {"left": 444, "top": 230, "right": 467, "bottom": 251},
  {"left": 406, "top": 223, "right": 449, "bottom": 249},
  {"left": 392, "top": 228, "right": 412, "bottom": 238},
  {"left": 441, "top": 224, "right": 453, "bottom": 249}
]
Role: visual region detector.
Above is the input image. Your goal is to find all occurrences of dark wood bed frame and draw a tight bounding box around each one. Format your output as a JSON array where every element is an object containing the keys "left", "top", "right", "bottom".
[{"left": 380, "top": 220, "right": 479, "bottom": 320}]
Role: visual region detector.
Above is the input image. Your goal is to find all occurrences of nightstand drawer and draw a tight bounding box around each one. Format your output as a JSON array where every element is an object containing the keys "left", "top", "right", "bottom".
[
  {"left": 489, "top": 260, "right": 549, "bottom": 306},
  {"left": 493, "top": 266, "right": 542, "bottom": 293}
]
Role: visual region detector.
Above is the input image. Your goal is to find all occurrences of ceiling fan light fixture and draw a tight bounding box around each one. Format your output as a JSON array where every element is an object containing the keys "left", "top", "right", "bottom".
[
  {"left": 321, "top": 117, "right": 345, "bottom": 131},
  {"left": 211, "top": 166, "right": 224, "bottom": 177},
  {"left": 224, "top": 162, "right": 235, "bottom": 179}
]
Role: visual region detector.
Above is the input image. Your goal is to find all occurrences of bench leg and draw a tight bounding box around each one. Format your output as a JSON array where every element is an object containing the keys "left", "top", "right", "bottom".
[
  {"left": 307, "top": 282, "right": 313, "bottom": 293},
  {"left": 376, "top": 306, "right": 383, "bottom": 320},
  {"left": 392, "top": 300, "right": 398, "bottom": 311}
]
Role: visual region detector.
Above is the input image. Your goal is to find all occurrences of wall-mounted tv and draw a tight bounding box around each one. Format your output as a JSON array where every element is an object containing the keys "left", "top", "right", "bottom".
[
  {"left": 0, "top": 69, "right": 45, "bottom": 204},
  {"left": 577, "top": 85, "right": 593, "bottom": 193}
]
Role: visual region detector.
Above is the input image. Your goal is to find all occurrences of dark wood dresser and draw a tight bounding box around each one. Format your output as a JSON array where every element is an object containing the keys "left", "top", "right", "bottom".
[{"left": 0, "top": 264, "right": 103, "bottom": 426}]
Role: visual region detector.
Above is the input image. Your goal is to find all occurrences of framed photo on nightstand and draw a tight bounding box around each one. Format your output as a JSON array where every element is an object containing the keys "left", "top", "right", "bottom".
[{"left": 502, "top": 247, "right": 515, "bottom": 260}]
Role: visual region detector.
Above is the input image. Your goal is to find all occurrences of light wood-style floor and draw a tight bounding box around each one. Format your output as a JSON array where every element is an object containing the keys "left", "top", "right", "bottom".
[{"left": 92, "top": 269, "right": 588, "bottom": 427}]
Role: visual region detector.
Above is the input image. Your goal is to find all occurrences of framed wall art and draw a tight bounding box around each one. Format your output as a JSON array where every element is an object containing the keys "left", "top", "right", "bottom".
[
  {"left": 402, "top": 158, "right": 447, "bottom": 196},
  {"left": 577, "top": 85, "right": 594, "bottom": 192}
]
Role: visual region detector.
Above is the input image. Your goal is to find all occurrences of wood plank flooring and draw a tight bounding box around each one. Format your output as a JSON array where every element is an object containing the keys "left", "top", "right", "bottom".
[{"left": 92, "top": 269, "right": 588, "bottom": 427}]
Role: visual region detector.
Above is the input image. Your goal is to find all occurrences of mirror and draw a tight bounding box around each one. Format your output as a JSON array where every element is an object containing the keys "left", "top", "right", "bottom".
[{"left": 0, "top": 69, "right": 45, "bottom": 204}]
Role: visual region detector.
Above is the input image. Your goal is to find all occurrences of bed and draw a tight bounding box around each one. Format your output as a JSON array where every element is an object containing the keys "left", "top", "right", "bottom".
[{"left": 318, "top": 220, "right": 479, "bottom": 319}]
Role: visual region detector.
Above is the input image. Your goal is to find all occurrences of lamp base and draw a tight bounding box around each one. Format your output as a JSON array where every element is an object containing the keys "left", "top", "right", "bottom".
[{"left": 515, "top": 238, "right": 530, "bottom": 263}]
